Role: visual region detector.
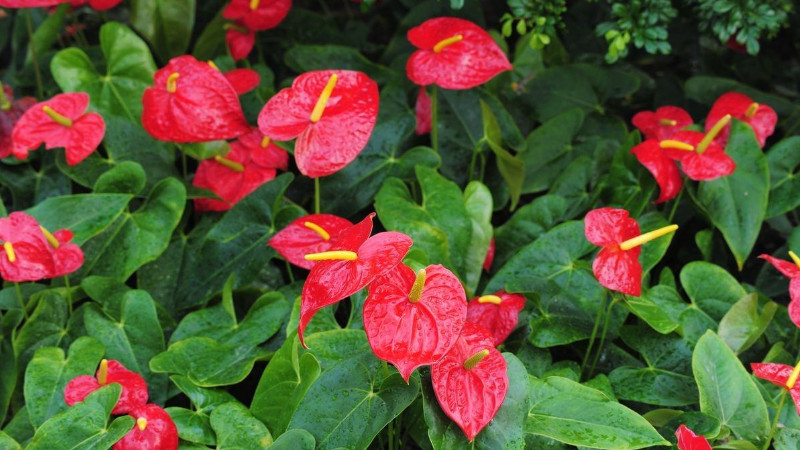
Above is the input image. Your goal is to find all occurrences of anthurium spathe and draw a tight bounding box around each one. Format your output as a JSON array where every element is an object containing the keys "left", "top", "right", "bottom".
[
  {"left": 630, "top": 139, "right": 684, "bottom": 204},
  {"left": 659, "top": 116, "right": 736, "bottom": 181},
  {"left": 0, "top": 84, "right": 35, "bottom": 159},
  {"left": 759, "top": 251, "right": 800, "bottom": 328},
  {"left": 406, "top": 17, "right": 512, "bottom": 90},
  {"left": 64, "top": 359, "right": 148, "bottom": 415},
  {"left": 584, "top": 207, "right": 678, "bottom": 297},
  {"left": 268, "top": 213, "right": 353, "bottom": 270},
  {"left": 257, "top": 69, "right": 380, "bottom": 178},
  {"left": 299, "top": 213, "right": 412, "bottom": 347},
  {"left": 0, "top": 0, "right": 68, "bottom": 7},
  {"left": 675, "top": 424, "right": 712, "bottom": 450},
  {"left": 113, "top": 404, "right": 178, "bottom": 450},
  {"left": 222, "top": 0, "right": 291, "bottom": 31},
  {"left": 415, "top": 88, "right": 432, "bottom": 135},
  {"left": 0, "top": 212, "right": 83, "bottom": 282},
  {"left": 431, "top": 322, "right": 507, "bottom": 441},
  {"left": 705, "top": 92, "right": 777, "bottom": 148},
  {"left": 751, "top": 361, "right": 800, "bottom": 416},
  {"left": 207, "top": 60, "right": 260, "bottom": 95},
  {"left": 483, "top": 237, "right": 495, "bottom": 271},
  {"left": 69, "top": 0, "right": 123, "bottom": 10},
  {"left": 225, "top": 22, "right": 256, "bottom": 61},
  {"left": 141, "top": 55, "right": 250, "bottom": 143},
  {"left": 11, "top": 92, "right": 105, "bottom": 166},
  {"left": 363, "top": 263, "right": 467, "bottom": 382},
  {"left": 466, "top": 290, "right": 525, "bottom": 346},
  {"left": 631, "top": 106, "right": 693, "bottom": 141}
]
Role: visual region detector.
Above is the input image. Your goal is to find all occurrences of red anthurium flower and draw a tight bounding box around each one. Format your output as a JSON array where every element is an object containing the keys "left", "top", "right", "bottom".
[
  {"left": 225, "top": 22, "right": 256, "bottom": 61},
  {"left": 751, "top": 361, "right": 800, "bottom": 416},
  {"left": 258, "top": 70, "right": 379, "bottom": 178},
  {"left": 268, "top": 214, "right": 353, "bottom": 270},
  {"left": 584, "top": 208, "right": 678, "bottom": 297},
  {"left": 675, "top": 424, "right": 712, "bottom": 450},
  {"left": 142, "top": 55, "right": 250, "bottom": 143},
  {"left": 466, "top": 290, "right": 525, "bottom": 346},
  {"left": 631, "top": 106, "right": 693, "bottom": 141},
  {"left": 431, "top": 322, "right": 507, "bottom": 441},
  {"left": 659, "top": 116, "right": 736, "bottom": 181},
  {"left": 11, "top": 92, "right": 105, "bottom": 166},
  {"left": 193, "top": 129, "right": 287, "bottom": 212},
  {"left": 483, "top": 237, "right": 495, "bottom": 271},
  {"left": 759, "top": 251, "right": 800, "bottom": 329},
  {"left": 705, "top": 92, "right": 777, "bottom": 148},
  {"left": 206, "top": 60, "right": 260, "bottom": 95},
  {"left": 406, "top": 17, "right": 512, "bottom": 90},
  {"left": 64, "top": 359, "right": 148, "bottom": 415},
  {"left": 113, "top": 404, "right": 178, "bottom": 450},
  {"left": 222, "top": 0, "right": 291, "bottom": 31},
  {"left": 69, "top": 0, "right": 122, "bottom": 10},
  {"left": 0, "top": 212, "right": 83, "bottom": 282},
  {"left": 299, "top": 213, "right": 412, "bottom": 347},
  {"left": 363, "top": 263, "right": 467, "bottom": 382},
  {"left": 0, "top": 0, "right": 68, "bottom": 7},
  {"left": 415, "top": 88, "right": 432, "bottom": 135},
  {"left": 630, "top": 139, "right": 684, "bottom": 204},
  {"left": 0, "top": 85, "right": 35, "bottom": 159}
]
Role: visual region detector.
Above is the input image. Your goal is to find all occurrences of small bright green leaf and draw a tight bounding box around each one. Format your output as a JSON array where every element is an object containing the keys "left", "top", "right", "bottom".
[
  {"left": 167, "top": 406, "right": 215, "bottom": 446},
  {"left": 210, "top": 402, "right": 273, "bottom": 449},
  {"left": 93, "top": 162, "right": 147, "bottom": 195},
  {"left": 463, "top": 181, "right": 492, "bottom": 296},
  {"left": 680, "top": 262, "right": 747, "bottom": 321}
]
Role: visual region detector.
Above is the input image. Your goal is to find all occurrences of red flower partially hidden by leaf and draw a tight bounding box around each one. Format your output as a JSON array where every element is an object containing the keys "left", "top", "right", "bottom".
[
  {"left": 258, "top": 70, "right": 379, "bottom": 178},
  {"left": 759, "top": 252, "right": 800, "bottom": 329},
  {"left": 0, "top": 212, "right": 83, "bottom": 282},
  {"left": 223, "top": 68, "right": 260, "bottom": 95},
  {"left": 142, "top": 55, "right": 250, "bottom": 143},
  {"left": 0, "top": 85, "right": 35, "bottom": 159},
  {"left": 364, "top": 263, "right": 467, "bottom": 382},
  {"left": 69, "top": 0, "right": 122, "bottom": 10},
  {"left": 483, "top": 237, "right": 495, "bottom": 271},
  {"left": 631, "top": 106, "right": 693, "bottom": 141},
  {"left": 222, "top": 0, "right": 291, "bottom": 31},
  {"left": 299, "top": 213, "right": 412, "bottom": 347},
  {"left": 705, "top": 92, "right": 777, "bottom": 148},
  {"left": 406, "top": 17, "right": 512, "bottom": 90},
  {"left": 0, "top": 0, "right": 68, "bottom": 7},
  {"left": 660, "top": 123, "right": 736, "bottom": 181},
  {"left": 431, "top": 322, "right": 507, "bottom": 441},
  {"left": 630, "top": 140, "right": 683, "bottom": 204},
  {"left": 225, "top": 22, "right": 256, "bottom": 61},
  {"left": 269, "top": 214, "right": 353, "bottom": 270},
  {"left": 751, "top": 362, "right": 800, "bottom": 416},
  {"left": 675, "top": 424, "right": 712, "bottom": 450},
  {"left": 113, "top": 404, "right": 178, "bottom": 450},
  {"left": 466, "top": 290, "right": 524, "bottom": 346},
  {"left": 64, "top": 359, "right": 148, "bottom": 415},
  {"left": 415, "top": 88, "right": 432, "bottom": 135},
  {"left": 11, "top": 92, "right": 104, "bottom": 165}
]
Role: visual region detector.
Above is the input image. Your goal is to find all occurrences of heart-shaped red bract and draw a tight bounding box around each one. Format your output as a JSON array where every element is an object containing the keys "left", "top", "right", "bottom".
[
  {"left": 269, "top": 213, "right": 353, "bottom": 270},
  {"left": 226, "top": 22, "right": 256, "bottom": 61},
  {"left": 142, "top": 55, "right": 250, "bottom": 143},
  {"left": 661, "top": 131, "right": 735, "bottom": 181},
  {"left": 64, "top": 359, "right": 148, "bottom": 415},
  {"left": 675, "top": 424, "right": 712, "bottom": 450},
  {"left": 406, "top": 17, "right": 512, "bottom": 90},
  {"left": 431, "top": 322, "right": 507, "bottom": 441},
  {"left": 415, "top": 88, "right": 432, "bottom": 135},
  {"left": 0, "top": 86, "right": 36, "bottom": 159},
  {"left": 630, "top": 140, "right": 684, "bottom": 204},
  {"left": 258, "top": 70, "right": 379, "bottom": 178},
  {"left": 705, "top": 92, "right": 776, "bottom": 148},
  {"left": 224, "top": 68, "right": 260, "bottom": 95},
  {"left": 0, "top": 0, "right": 68, "bottom": 6},
  {"left": 759, "top": 254, "right": 800, "bottom": 328},
  {"left": 364, "top": 263, "right": 467, "bottom": 382},
  {"left": 751, "top": 362, "right": 800, "bottom": 416},
  {"left": 113, "top": 404, "right": 178, "bottom": 450},
  {"left": 466, "top": 290, "right": 525, "bottom": 346},
  {"left": 584, "top": 207, "right": 642, "bottom": 297},
  {"left": 299, "top": 213, "right": 412, "bottom": 347},
  {"left": 0, "top": 212, "right": 83, "bottom": 282},
  {"left": 11, "top": 92, "right": 105, "bottom": 166},
  {"left": 222, "top": 0, "right": 291, "bottom": 31},
  {"left": 631, "top": 106, "right": 692, "bottom": 141},
  {"left": 69, "top": 0, "right": 123, "bottom": 10}
]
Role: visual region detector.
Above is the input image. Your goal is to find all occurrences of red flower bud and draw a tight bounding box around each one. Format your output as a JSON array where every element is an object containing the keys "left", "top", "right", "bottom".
[{"left": 466, "top": 290, "right": 524, "bottom": 346}]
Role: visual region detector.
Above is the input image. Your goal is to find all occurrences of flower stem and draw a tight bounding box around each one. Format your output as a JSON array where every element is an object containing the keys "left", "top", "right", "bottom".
[
  {"left": 430, "top": 86, "right": 439, "bottom": 154},
  {"left": 762, "top": 390, "right": 787, "bottom": 450},
  {"left": 14, "top": 282, "right": 28, "bottom": 319},
  {"left": 24, "top": 10, "right": 44, "bottom": 99},
  {"left": 64, "top": 276, "right": 72, "bottom": 316},
  {"left": 285, "top": 260, "right": 295, "bottom": 284},
  {"left": 580, "top": 294, "right": 607, "bottom": 379},
  {"left": 588, "top": 296, "right": 621, "bottom": 378},
  {"left": 314, "top": 177, "right": 320, "bottom": 214}
]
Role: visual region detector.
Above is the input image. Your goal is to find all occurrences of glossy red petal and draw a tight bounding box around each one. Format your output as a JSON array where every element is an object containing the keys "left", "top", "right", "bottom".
[
  {"left": 630, "top": 140, "right": 683, "bottom": 204},
  {"left": 0, "top": 0, "right": 69, "bottom": 6},
  {"left": 706, "top": 92, "right": 777, "bottom": 148},
  {"left": 431, "top": 322, "right": 507, "bottom": 441},
  {"left": 0, "top": 212, "right": 59, "bottom": 282},
  {"left": 226, "top": 25, "right": 256, "bottom": 61},
  {"left": 751, "top": 362, "right": 792, "bottom": 389},
  {"left": 758, "top": 254, "right": 800, "bottom": 280},
  {"left": 222, "top": 0, "right": 291, "bottom": 31},
  {"left": 50, "top": 241, "right": 84, "bottom": 278},
  {"left": 87, "top": 0, "right": 122, "bottom": 9},
  {"left": 268, "top": 214, "right": 354, "bottom": 270},
  {"left": 63, "top": 375, "right": 101, "bottom": 407},
  {"left": 0, "top": 87, "right": 35, "bottom": 159},
  {"left": 466, "top": 291, "right": 525, "bottom": 346},
  {"left": 233, "top": 128, "right": 289, "bottom": 170},
  {"left": 675, "top": 424, "right": 712, "bottom": 450},
  {"left": 224, "top": 68, "right": 260, "bottom": 95},
  {"left": 64, "top": 360, "right": 148, "bottom": 415},
  {"left": 791, "top": 386, "right": 800, "bottom": 417},
  {"left": 415, "top": 88, "right": 432, "bottom": 135},
  {"left": 788, "top": 297, "right": 800, "bottom": 330},
  {"left": 678, "top": 142, "right": 736, "bottom": 181},
  {"left": 631, "top": 106, "right": 693, "bottom": 141},
  {"left": 482, "top": 237, "right": 495, "bottom": 271},
  {"left": 142, "top": 55, "right": 250, "bottom": 143},
  {"left": 406, "top": 17, "right": 512, "bottom": 89},
  {"left": 113, "top": 404, "right": 178, "bottom": 450},
  {"left": 583, "top": 207, "right": 640, "bottom": 247},
  {"left": 364, "top": 264, "right": 467, "bottom": 382},
  {"left": 592, "top": 247, "right": 642, "bottom": 297}
]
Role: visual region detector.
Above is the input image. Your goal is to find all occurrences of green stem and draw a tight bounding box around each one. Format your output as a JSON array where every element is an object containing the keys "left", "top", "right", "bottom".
[
  {"left": 580, "top": 294, "right": 607, "bottom": 379},
  {"left": 430, "top": 87, "right": 439, "bottom": 154},
  {"left": 762, "top": 391, "right": 787, "bottom": 450},
  {"left": 314, "top": 178, "right": 321, "bottom": 214},
  {"left": 64, "top": 276, "right": 72, "bottom": 316},
  {"left": 15, "top": 282, "right": 28, "bottom": 319},
  {"left": 667, "top": 186, "right": 684, "bottom": 223},
  {"left": 467, "top": 151, "right": 478, "bottom": 182},
  {"left": 285, "top": 260, "right": 295, "bottom": 284},
  {"left": 588, "top": 296, "right": 621, "bottom": 378},
  {"left": 25, "top": 10, "right": 44, "bottom": 99}
]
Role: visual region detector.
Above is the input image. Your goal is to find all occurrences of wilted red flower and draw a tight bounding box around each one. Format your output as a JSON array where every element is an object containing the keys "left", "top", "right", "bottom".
[
  {"left": 406, "top": 17, "right": 512, "bottom": 90},
  {"left": 584, "top": 208, "right": 678, "bottom": 297},
  {"left": 751, "top": 361, "right": 800, "bottom": 416},
  {"left": 69, "top": 0, "right": 123, "bottom": 10},
  {"left": 675, "top": 424, "right": 711, "bottom": 450},
  {"left": 225, "top": 22, "right": 256, "bottom": 61},
  {"left": 193, "top": 128, "right": 287, "bottom": 212},
  {"left": 222, "top": 0, "right": 291, "bottom": 31},
  {"left": 631, "top": 106, "right": 693, "bottom": 141},
  {"left": 0, "top": 212, "right": 83, "bottom": 282},
  {"left": 415, "top": 88, "right": 432, "bottom": 135},
  {"left": 11, "top": 92, "right": 105, "bottom": 166},
  {"left": 659, "top": 117, "right": 736, "bottom": 181},
  {"left": 483, "top": 237, "right": 495, "bottom": 271},
  {"left": 0, "top": 85, "right": 36, "bottom": 159},
  {"left": 142, "top": 55, "right": 250, "bottom": 143},
  {"left": 64, "top": 359, "right": 148, "bottom": 415},
  {"left": 363, "top": 263, "right": 467, "bottom": 382},
  {"left": 268, "top": 214, "right": 353, "bottom": 270},
  {"left": 705, "top": 92, "right": 777, "bottom": 148},
  {"left": 113, "top": 404, "right": 178, "bottom": 450},
  {"left": 466, "top": 290, "right": 524, "bottom": 346},
  {"left": 258, "top": 70, "right": 379, "bottom": 178},
  {"left": 759, "top": 252, "right": 800, "bottom": 329},
  {"left": 299, "top": 213, "right": 412, "bottom": 347},
  {"left": 630, "top": 139, "right": 684, "bottom": 204},
  {"left": 431, "top": 322, "right": 507, "bottom": 441}
]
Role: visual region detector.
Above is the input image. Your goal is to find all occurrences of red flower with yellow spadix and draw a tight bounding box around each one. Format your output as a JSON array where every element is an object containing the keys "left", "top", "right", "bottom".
[
  {"left": 258, "top": 70, "right": 379, "bottom": 178},
  {"left": 299, "top": 213, "right": 412, "bottom": 347},
  {"left": 206, "top": 60, "right": 260, "bottom": 95},
  {"left": 0, "top": 212, "right": 83, "bottom": 282},
  {"left": 584, "top": 208, "right": 678, "bottom": 297},
  {"left": 431, "top": 322, "right": 507, "bottom": 441},
  {"left": 11, "top": 92, "right": 105, "bottom": 166},
  {"left": 759, "top": 251, "right": 800, "bottom": 329},
  {"left": 225, "top": 21, "right": 255, "bottom": 61},
  {"left": 64, "top": 359, "right": 148, "bottom": 415},
  {"left": 705, "top": 92, "right": 777, "bottom": 148},
  {"left": 363, "top": 263, "right": 467, "bottom": 382},
  {"left": 675, "top": 424, "right": 711, "bottom": 450},
  {"left": 658, "top": 114, "right": 736, "bottom": 181},
  {"left": 630, "top": 139, "right": 684, "bottom": 204},
  {"left": 631, "top": 106, "right": 693, "bottom": 141},
  {"left": 751, "top": 360, "right": 800, "bottom": 416},
  {"left": 466, "top": 290, "right": 525, "bottom": 346},
  {"left": 0, "top": 84, "right": 35, "bottom": 159},
  {"left": 142, "top": 55, "right": 250, "bottom": 143},
  {"left": 113, "top": 404, "right": 178, "bottom": 450},
  {"left": 268, "top": 214, "right": 353, "bottom": 270},
  {"left": 222, "top": 0, "right": 291, "bottom": 31},
  {"left": 406, "top": 17, "right": 512, "bottom": 90}
]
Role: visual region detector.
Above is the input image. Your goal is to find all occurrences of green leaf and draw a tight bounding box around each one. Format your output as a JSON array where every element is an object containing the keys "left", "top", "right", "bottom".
[
  {"left": 493, "top": 195, "right": 567, "bottom": 270},
  {"left": 624, "top": 291, "right": 679, "bottom": 335},
  {"left": 638, "top": 212, "right": 675, "bottom": 276},
  {"left": 718, "top": 293, "right": 777, "bottom": 354},
  {"left": 93, "top": 162, "right": 146, "bottom": 195},
  {"left": 462, "top": 182, "right": 493, "bottom": 296},
  {"left": 26, "top": 5, "right": 67, "bottom": 66},
  {"left": 0, "top": 340, "right": 16, "bottom": 426},
  {"left": 523, "top": 67, "right": 602, "bottom": 121},
  {"left": 775, "top": 428, "right": 800, "bottom": 450},
  {"left": 178, "top": 141, "right": 230, "bottom": 161},
  {"left": 171, "top": 375, "right": 237, "bottom": 412},
  {"left": 521, "top": 108, "right": 585, "bottom": 194},
  {"left": 284, "top": 45, "right": 397, "bottom": 85},
  {"left": 480, "top": 99, "right": 524, "bottom": 209},
  {"left": 13, "top": 292, "right": 69, "bottom": 370},
  {"left": 765, "top": 136, "right": 800, "bottom": 218},
  {"left": 24, "top": 193, "right": 131, "bottom": 245},
  {"left": 268, "top": 429, "right": 316, "bottom": 450},
  {"left": 131, "top": 0, "right": 196, "bottom": 61},
  {"left": 103, "top": 116, "right": 179, "bottom": 191},
  {"left": 0, "top": 153, "right": 70, "bottom": 209},
  {"left": 680, "top": 262, "right": 747, "bottom": 321},
  {"left": 0, "top": 430, "right": 22, "bottom": 450},
  {"left": 210, "top": 402, "right": 273, "bottom": 449},
  {"left": 166, "top": 406, "right": 216, "bottom": 446}
]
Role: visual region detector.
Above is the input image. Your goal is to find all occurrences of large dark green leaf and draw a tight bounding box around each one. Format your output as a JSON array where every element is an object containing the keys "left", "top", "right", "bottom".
[
  {"left": 680, "top": 262, "right": 746, "bottom": 321},
  {"left": 493, "top": 195, "right": 567, "bottom": 270},
  {"left": 210, "top": 402, "right": 273, "bottom": 449},
  {"left": 717, "top": 293, "right": 777, "bottom": 355},
  {"left": 765, "top": 136, "right": 800, "bottom": 218},
  {"left": 523, "top": 66, "right": 603, "bottom": 121},
  {"left": 24, "top": 193, "right": 131, "bottom": 245},
  {"left": 520, "top": 108, "right": 585, "bottom": 194},
  {"left": 131, "top": 0, "right": 196, "bottom": 61},
  {"left": 480, "top": 99, "right": 525, "bottom": 209},
  {"left": 13, "top": 292, "right": 69, "bottom": 370}
]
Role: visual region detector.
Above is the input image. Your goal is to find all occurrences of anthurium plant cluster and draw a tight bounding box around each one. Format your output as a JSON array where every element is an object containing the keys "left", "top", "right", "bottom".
[{"left": 2, "top": 1, "right": 800, "bottom": 450}]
